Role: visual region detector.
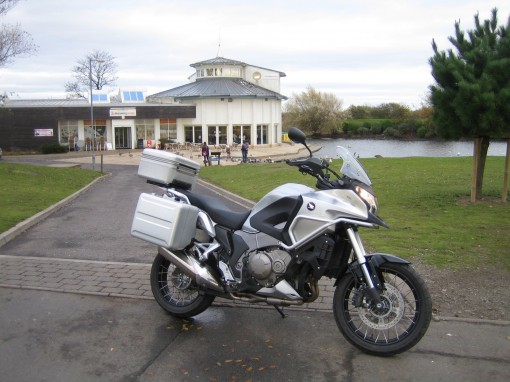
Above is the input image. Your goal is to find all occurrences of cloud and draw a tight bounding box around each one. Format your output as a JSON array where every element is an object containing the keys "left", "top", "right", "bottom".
[{"left": 1, "top": 0, "right": 509, "bottom": 106}]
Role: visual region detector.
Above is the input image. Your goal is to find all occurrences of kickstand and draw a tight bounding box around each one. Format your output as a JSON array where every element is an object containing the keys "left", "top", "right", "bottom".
[{"left": 274, "top": 305, "right": 288, "bottom": 318}]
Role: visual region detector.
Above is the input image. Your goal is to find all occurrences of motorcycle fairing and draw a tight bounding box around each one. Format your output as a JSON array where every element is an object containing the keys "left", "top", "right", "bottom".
[
  {"left": 249, "top": 195, "right": 304, "bottom": 246},
  {"left": 288, "top": 189, "right": 369, "bottom": 245},
  {"left": 243, "top": 183, "right": 314, "bottom": 233}
]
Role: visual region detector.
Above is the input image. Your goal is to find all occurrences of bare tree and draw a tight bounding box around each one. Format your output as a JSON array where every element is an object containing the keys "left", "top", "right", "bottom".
[
  {"left": 0, "top": 0, "right": 17, "bottom": 13},
  {"left": 65, "top": 49, "right": 118, "bottom": 99},
  {"left": 284, "top": 86, "right": 346, "bottom": 136},
  {"left": 0, "top": 0, "right": 37, "bottom": 67}
]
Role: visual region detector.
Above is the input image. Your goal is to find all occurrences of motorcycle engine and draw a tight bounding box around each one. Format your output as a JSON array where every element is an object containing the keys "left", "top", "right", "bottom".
[{"left": 246, "top": 248, "right": 292, "bottom": 287}]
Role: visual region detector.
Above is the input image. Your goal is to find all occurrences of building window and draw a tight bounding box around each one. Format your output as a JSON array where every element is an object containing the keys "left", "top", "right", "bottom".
[
  {"left": 84, "top": 119, "right": 106, "bottom": 149},
  {"left": 84, "top": 119, "right": 106, "bottom": 138},
  {"left": 218, "top": 125, "right": 227, "bottom": 144},
  {"left": 136, "top": 119, "right": 155, "bottom": 140},
  {"left": 185, "top": 126, "right": 202, "bottom": 143},
  {"left": 160, "top": 118, "right": 177, "bottom": 142},
  {"left": 257, "top": 125, "right": 268, "bottom": 144},
  {"left": 200, "top": 67, "right": 241, "bottom": 78},
  {"left": 233, "top": 125, "right": 251, "bottom": 145},
  {"left": 225, "top": 68, "right": 240, "bottom": 77},
  {"left": 207, "top": 125, "right": 227, "bottom": 146},
  {"left": 59, "top": 120, "right": 79, "bottom": 145}
]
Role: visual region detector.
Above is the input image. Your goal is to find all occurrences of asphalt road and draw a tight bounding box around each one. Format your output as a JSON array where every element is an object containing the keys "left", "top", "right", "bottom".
[
  {"left": 0, "top": 163, "right": 249, "bottom": 263},
  {"left": 1, "top": 288, "right": 508, "bottom": 382}
]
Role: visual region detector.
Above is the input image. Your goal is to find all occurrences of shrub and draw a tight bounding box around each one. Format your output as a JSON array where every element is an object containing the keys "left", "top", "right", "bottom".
[
  {"left": 370, "top": 124, "right": 384, "bottom": 135},
  {"left": 380, "top": 120, "right": 394, "bottom": 129},
  {"left": 330, "top": 125, "right": 343, "bottom": 136},
  {"left": 397, "top": 121, "right": 416, "bottom": 134},
  {"left": 417, "top": 126, "right": 428, "bottom": 138},
  {"left": 41, "top": 143, "right": 68, "bottom": 154},
  {"left": 159, "top": 138, "right": 170, "bottom": 149},
  {"left": 383, "top": 127, "right": 402, "bottom": 138},
  {"left": 343, "top": 122, "right": 359, "bottom": 136},
  {"left": 357, "top": 126, "right": 371, "bottom": 136}
]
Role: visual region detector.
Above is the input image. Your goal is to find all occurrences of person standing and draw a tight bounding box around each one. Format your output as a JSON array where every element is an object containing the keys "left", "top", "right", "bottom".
[
  {"left": 201, "top": 142, "right": 211, "bottom": 166},
  {"left": 241, "top": 140, "right": 249, "bottom": 163}
]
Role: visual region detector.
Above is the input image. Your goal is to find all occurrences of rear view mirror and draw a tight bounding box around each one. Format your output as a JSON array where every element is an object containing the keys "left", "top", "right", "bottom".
[
  {"left": 287, "top": 127, "right": 312, "bottom": 157},
  {"left": 288, "top": 127, "right": 307, "bottom": 145}
]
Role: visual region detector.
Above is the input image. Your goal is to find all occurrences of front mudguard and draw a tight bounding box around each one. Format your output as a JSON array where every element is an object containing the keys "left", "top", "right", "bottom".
[
  {"left": 337, "top": 253, "right": 411, "bottom": 287},
  {"left": 366, "top": 253, "right": 411, "bottom": 267}
]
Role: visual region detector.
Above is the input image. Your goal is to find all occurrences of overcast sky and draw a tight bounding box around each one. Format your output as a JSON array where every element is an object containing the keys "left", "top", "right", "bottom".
[{"left": 1, "top": 0, "right": 509, "bottom": 108}]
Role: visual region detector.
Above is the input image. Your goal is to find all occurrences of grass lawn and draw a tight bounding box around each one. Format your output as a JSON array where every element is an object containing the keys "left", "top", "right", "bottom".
[
  {"left": 0, "top": 163, "right": 103, "bottom": 233},
  {"left": 200, "top": 156, "right": 510, "bottom": 271},
  {"left": 1, "top": 158, "right": 507, "bottom": 272}
]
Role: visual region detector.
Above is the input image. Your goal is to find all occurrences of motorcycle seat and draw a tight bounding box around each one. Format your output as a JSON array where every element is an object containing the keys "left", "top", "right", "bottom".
[{"left": 181, "top": 191, "right": 251, "bottom": 230}]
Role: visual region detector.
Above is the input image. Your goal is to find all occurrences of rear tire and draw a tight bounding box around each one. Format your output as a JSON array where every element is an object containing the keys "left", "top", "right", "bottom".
[
  {"left": 333, "top": 263, "right": 432, "bottom": 356},
  {"left": 150, "top": 253, "right": 215, "bottom": 318}
]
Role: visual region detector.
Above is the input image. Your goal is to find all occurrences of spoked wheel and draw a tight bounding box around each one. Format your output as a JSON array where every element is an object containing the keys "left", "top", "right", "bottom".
[
  {"left": 333, "top": 262, "right": 432, "bottom": 356},
  {"left": 150, "top": 253, "right": 215, "bottom": 318}
]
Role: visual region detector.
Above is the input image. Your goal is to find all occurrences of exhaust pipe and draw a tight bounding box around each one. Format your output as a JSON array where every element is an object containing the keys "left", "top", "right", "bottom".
[{"left": 158, "top": 247, "right": 223, "bottom": 292}]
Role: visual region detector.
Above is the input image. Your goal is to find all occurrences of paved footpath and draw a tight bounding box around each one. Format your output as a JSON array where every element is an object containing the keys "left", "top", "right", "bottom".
[
  {"left": 0, "top": 254, "right": 336, "bottom": 311},
  {"left": 0, "top": 255, "right": 153, "bottom": 299}
]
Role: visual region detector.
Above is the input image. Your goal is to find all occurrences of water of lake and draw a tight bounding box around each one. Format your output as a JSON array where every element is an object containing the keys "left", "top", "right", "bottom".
[{"left": 308, "top": 138, "right": 508, "bottom": 159}]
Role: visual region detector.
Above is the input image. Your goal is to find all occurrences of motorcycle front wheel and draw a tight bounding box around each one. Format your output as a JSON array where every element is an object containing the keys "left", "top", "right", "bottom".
[
  {"left": 150, "top": 253, "right": 215, "bottom": 318},
  {"left": 333, "top": 262, "right": 432, "bottom": 356}
]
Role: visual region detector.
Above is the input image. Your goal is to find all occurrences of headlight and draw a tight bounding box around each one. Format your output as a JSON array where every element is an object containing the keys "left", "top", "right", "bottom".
[{"left": 355, "top": 185, "right": 378, "bottom": 214}]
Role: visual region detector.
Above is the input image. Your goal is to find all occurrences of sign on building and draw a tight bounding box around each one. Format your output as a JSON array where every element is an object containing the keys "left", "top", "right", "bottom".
[
  {"left": 34, "top": 129, "right": 54, "bottom": 137},
  {"left": 110, "top": 108, "right": 137, "bottom": 117}
]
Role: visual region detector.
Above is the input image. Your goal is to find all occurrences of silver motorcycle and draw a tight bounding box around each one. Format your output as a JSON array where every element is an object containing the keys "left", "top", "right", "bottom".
[{"left": 131, "top": 127, "right": 432, "bottom": 356}]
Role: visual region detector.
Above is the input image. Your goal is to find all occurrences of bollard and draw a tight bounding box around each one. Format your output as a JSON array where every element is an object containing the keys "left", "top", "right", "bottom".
[
  {"left": 92, "top": 154, "right": 96, "bottom": 171},
  {"left": 101, "top": 154, "right": 103, "bottom": 173}
]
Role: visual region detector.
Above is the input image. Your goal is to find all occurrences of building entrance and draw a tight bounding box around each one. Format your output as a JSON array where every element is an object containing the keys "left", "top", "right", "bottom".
[{"left": 115, "top": 126, "right": 131, "bottom": 149}]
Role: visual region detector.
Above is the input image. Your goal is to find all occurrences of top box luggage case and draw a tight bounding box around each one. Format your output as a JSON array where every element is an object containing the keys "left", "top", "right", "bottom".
[{"left": 138, "top": 149, "right": 200, "bottom": 189}]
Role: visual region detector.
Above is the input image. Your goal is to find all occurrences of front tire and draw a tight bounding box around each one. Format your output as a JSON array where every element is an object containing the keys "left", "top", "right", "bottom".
[
  {"left": 150, "top": 253, "right": 215, "bottom": 318},
  {"left": 333, "top": 262, "right": 432, "bottom": 356}
]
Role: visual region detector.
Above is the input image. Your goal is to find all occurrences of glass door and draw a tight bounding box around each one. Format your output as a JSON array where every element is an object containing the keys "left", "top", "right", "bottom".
[{"left": 115, "top": 126, "right": 131, "bottom": 149}]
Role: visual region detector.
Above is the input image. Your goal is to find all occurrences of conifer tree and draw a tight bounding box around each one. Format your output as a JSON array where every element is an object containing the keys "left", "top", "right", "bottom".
[{"left": 429, "top": 8, "right": 510, "bottom": 201}]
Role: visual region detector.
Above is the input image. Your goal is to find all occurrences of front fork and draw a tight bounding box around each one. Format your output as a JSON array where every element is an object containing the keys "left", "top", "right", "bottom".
[{"left": 346, "top": 227, "right": 383, "bottom": 304}]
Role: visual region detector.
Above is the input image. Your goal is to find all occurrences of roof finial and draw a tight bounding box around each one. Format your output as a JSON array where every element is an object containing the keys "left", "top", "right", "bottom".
[{"left": 216, "top": 28, "right": 222, "bottom": 57}]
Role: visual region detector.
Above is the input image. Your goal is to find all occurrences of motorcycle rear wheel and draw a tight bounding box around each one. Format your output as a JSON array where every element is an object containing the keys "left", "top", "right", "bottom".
[
  {"left": 150, "top": 253, "right": 215, "bottom": 318},
  {"left": 333, "top": 262, "right": 432, "bottom": 356}
]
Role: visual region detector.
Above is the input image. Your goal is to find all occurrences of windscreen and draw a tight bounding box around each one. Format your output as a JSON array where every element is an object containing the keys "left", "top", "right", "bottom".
[{"left": 336, "top": 146, "right": 372, "bottom": 185}]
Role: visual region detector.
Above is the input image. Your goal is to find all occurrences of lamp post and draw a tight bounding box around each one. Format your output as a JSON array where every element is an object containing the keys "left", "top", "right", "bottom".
[{"left": 89, "top": 58, "right": 104, "bottom": 170}]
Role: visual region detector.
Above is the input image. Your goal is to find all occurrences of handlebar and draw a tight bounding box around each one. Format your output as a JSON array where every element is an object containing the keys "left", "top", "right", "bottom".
[
  {"left": 286, "top": 157, "right": 345, "bottom": 190},
  {"left": 286, "top": 157, "right": 324, "bottom": 174}
]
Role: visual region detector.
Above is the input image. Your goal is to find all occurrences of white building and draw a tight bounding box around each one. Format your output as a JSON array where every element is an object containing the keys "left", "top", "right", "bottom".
[{"left": 148, "top": 56, "right": 287, "bottom": 147}]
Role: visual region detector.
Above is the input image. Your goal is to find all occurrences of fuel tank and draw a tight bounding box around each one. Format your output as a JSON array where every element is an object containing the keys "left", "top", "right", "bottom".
[{"left": 242, "top": 183, "right": 313, "bottom": 233}]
